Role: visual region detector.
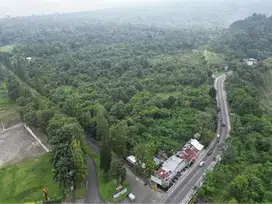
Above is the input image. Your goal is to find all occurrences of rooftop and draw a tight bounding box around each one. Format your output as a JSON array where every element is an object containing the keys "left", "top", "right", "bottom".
[
  {"left": 179, "top": 146, "right": 199, "bottom": 163},
  {"left": 248, "top": 58, "right": 257, "bottom": 61},
  {"left": 190, "top": 139, "right": 204, "bottom": 151},
  {"left": 126, "top": 155, "right": 145, "bottom": 168},
  {"left": 126, "top": 155, "right": 136, "bottom": 164},
  {"left": 155, "top": 155, "right": 183, "bottom": 179}
]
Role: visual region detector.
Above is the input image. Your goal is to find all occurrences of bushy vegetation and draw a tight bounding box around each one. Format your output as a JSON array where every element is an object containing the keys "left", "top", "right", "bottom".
[
  {"left": 196, "top": 15, "right": 272, "bottom": 202},
  {"left": 0, "top": 13, "right": 218, "bottom": 202},
  {"left": 0, "top": 53, "right": 87, "bottom": 200},
  {"left": 0, "top": 16, "right": 217, "bottom": 156},
  {"left": 3, "top": 9, "right": 271, "bottom": 204},
  {"left": 211, "top": 14, "right": 272, "bottom": 60}
]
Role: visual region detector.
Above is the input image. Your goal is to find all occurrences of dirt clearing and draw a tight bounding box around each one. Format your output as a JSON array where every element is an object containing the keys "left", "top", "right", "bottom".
[{"left": 0, "top": 124, "right": 45, "bottom": 167}]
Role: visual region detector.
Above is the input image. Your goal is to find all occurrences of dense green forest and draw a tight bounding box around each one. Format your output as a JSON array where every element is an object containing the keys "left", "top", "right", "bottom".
[
  {"left": 1, "top": 11, "right": 271, "bottom": 202},
  {"left": 196, "top": 15, "right": 272, "bottom": 203},
  {"left": 211, "top": 14, "right": 272, "bottom": 60},
  {"left": 0, "top": 13, "right": 218, "bottom": 196},
  {"left": 0, "top": 15, "right": 218, "bottom": 153},
  {"left": 197, "top": 59, "right": 272, "bottom": 203}
]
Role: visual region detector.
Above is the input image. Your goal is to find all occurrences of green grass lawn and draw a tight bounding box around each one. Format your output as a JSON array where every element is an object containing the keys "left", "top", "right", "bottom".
[
  {"left": 204, "top": 50, "right": 225, "bottom": 66},
  {"left": 1, "top": 106, "right": 20, "bottom": 127},
  {"left": 0, "top": 44, "right": 15, "bottom": 53},
  {"left": 85, "top": 145, "right": 130, "bottom": 202},
  {"left": 0, "top": 153, "right": 62, "bottom": 203}
]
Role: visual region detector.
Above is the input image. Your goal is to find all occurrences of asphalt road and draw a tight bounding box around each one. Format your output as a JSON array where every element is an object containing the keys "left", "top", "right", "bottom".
[
  {"left": 84, "top": 74, "right": 230, "bottom": 204},
  {"left": 84, "top": 156, "right": 103, "bottom": 203},
  {"left": 161, "top": 74, "right": 231, "bottom": 203},
  {"left": 85, "top": 138, "right": 163, "bottom": 203}
]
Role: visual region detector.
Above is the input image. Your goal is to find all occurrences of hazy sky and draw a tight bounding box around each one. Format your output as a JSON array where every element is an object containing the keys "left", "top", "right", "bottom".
[
  {"left": 0, "top": 0, "right": 158, "bottom": 17},
  {"left": 0, "top": 0, "right": 270, "bottom": 18}
]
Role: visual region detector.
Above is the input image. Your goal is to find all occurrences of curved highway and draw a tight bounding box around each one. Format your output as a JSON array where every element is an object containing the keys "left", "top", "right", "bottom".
[{"left": 160, "top": 74, "right": 231, "bottom": 203}]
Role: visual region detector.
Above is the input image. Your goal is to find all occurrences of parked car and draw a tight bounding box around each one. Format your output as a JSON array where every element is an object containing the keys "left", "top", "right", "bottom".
[
  {"left": 207, "top": 150, "right": 213, "bottom": 156},
  {"left": 199, "top": 161, "right": 205, "bottom": 167},
  {"left": 128, "top": 193, "right": 136, "bottom": 202}
]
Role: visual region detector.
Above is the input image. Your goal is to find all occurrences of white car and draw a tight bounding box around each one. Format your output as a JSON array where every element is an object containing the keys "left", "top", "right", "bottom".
[
  {"left": 128, "top": 193, "right": 136, "bottom": 202},
  {"left": 199, "top": 161, "right": 205, "bottom": 167},
  {"left": 217, "top": 134, "right": 220, "bottom": 139}
]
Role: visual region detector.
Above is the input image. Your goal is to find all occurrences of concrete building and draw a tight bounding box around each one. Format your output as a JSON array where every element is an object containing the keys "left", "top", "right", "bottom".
[
  {"left": 126, "top": 155, "right": 145, "bottom": 168},
  {"left": 151, "top": 155, "right": 186, "bottom": 188},
  {"left": 188, "top": 139, "right": 204, "bottom": 151},
  {"left": 178, "top": 139, "right": 203, "bottom": 166},
  {"left": 243, "top": 58, "right": 257, "bottom": 66},
  {"left": 151, "top": 139, "right": 204, "bottom": 188}
]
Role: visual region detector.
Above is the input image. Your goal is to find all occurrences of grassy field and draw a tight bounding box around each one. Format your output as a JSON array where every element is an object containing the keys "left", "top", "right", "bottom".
[
  {"left": 204, "top": 50, "right": 225, "bottom": 67},
  {"left": 0, "top": 44, "right": 15, "bottom": 53},
  {"left": 0, "top": 153, "right": 61, "bottom": 203},
  {"left": 85, "top": 145, "right": 130, "bottom": 202},
  {"left": 1, "top": 106, "right": 20, "bottom": 127},
  {"left": 0, "top": 152, "right": 86, "bottom": 203}
]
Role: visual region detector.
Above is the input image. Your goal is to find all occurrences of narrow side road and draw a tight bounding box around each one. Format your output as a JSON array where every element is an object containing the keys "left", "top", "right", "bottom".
[{"left": 84, "top": 156, "right": 103, "bottom": 203}]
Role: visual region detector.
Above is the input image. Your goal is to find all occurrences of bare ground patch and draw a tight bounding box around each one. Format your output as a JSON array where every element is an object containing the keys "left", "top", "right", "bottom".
[{"left": 0, "top": 124, "right": 45, "bottom": 167}]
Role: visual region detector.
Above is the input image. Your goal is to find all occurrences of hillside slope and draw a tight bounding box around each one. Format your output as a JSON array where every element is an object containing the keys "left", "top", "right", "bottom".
[
  {"left": 211, "top": 14, "right": 272, "bottom": 60},
  {"left": 260, "top": 58, "right": 272, "bottom": 114}
]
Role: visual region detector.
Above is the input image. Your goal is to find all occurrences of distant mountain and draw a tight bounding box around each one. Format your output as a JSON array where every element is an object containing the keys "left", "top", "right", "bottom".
[
  {"left": 211, "top": 14, "right": 272, "bottom": 60},
  {"left": 1, "top": 0, "right": 272, "bottom": 28},
  {"left": 87, "top": 0, "right": 272, "bottom": 28}
]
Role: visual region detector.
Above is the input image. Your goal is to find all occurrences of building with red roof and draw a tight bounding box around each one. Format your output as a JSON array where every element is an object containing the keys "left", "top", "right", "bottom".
[{"left": 151, "top": 138, "right": 204, "bottom": 189}]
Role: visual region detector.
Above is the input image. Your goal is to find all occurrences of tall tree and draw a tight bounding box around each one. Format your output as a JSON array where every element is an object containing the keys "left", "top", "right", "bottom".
[
  {"left": 51, "top": 143, "right": 74, "bottom": 195},
  {"left": 98, "top": 112, "right": 112, "bottom": 173},
  {"left": 95, "top": 112, "right": 109, "bottom": 141},
  {"left": 71, "top": 140, "right": 87, "bottom": 201},
  {"left": 109, "top": 121, "right": 128, "bottom": 157},
  {"left": 134, "top": 140, "right": 156, "bottom": 177},
  {"left": 109, "top": 158, "right": 126, "bottom": 187}
]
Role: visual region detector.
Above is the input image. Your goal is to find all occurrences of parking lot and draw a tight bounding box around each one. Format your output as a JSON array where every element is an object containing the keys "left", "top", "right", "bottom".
[{"left": 124, "top": 168, "right": 164, "bottom": 203}]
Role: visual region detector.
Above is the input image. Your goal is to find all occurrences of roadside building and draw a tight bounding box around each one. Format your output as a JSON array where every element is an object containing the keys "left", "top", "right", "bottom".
[
  {"left": 194, "top": 133, "right": 201, "bottom": 140},
  {"left": 151, "top": 155, "right": 186, "bottom": 188},
  {"left": 243, "top": 58, "right": 257, "bottom": 66},
  {"left": 153, "top": 157, "right": 163, "bottom": 166},
  {"left": 178, "top": 146, "right": 198, "bottom": 166},
  {"left": 150, "top": 138, "right": 204, "bottom": 189},
  {"left": 189, "top": 139, "right": 204, "bottom": 151},
  {"left": 26, "top": 57, "right": 33, "bottom": 61},
  {"left": 126, "top": 155, "right": 137, "bottom": 166},
  {"left": 178, "top": 139, "right": 203, "bottom": 166},
  {"left": 126, "top": 155, "right": 145, "bottom": 168}
]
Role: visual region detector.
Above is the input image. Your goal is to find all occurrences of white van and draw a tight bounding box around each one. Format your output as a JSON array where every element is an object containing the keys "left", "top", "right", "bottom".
[
  {"left": 128, "top": 193, "right": 136, "bottom": 202},
  {"left": 199, "top": 161, "right": 205, "bottom": 167}
]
